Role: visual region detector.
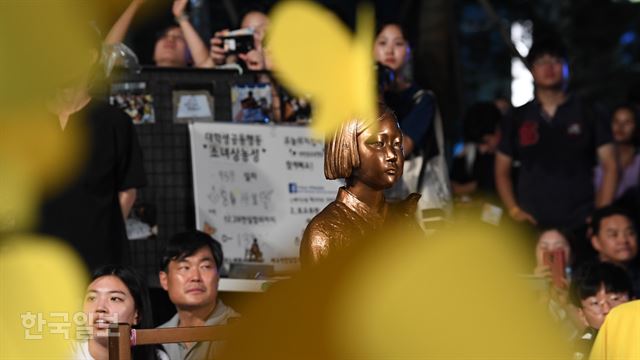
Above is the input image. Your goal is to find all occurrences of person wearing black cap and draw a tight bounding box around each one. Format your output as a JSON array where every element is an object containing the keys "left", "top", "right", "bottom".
[
  {"left": 495, "top": 37, "right": 617, "bottom": 231},
  {"left": 158, "top": 230, "right": 240, "bottom": 360}
]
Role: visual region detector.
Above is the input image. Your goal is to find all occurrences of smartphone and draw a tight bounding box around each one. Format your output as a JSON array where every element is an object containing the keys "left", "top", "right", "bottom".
[
  {"left": 543, "top": 248, "right": 566, "bottom": 289},
  {"left": 222, "top": 28, "right": 254, "bottom": 54}
]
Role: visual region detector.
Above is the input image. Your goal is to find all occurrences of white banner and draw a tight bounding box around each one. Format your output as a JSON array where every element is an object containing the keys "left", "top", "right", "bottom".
[{"left": 189, "top": 122, "right": 340, "bottom": 271}]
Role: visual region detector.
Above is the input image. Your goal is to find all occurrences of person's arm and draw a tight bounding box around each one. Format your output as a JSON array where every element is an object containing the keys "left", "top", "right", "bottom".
[
  {"left": 105, "top": 0, "right": 145, "bottom": 45},
  {"left": 495, "top": 151, "right": 537, "bottom": 224},
  {"left": 172, "top": 0, "right": 211, "bottom": 68},
  {"left": 119, "top": 188, "right": 137, "bottom": 219},
  {"left": 596, "top": 143, "right": 618, "bottom": 207}
]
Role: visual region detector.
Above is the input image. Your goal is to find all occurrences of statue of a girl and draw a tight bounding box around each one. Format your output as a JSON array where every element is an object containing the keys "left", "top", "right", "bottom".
[{"left": 300, "top": 104, "right": 420, "bottom": 266}]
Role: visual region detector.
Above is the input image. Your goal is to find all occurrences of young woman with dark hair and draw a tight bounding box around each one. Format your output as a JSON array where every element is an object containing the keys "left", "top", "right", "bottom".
[
  {"left": 373, "top": 22, "right": 450, "bottom": 212},
  {"left": 72, "top": 264, "right": 164, "bottom": 360}
]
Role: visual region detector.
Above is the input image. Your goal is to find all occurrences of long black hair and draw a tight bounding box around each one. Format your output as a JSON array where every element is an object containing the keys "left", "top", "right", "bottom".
[
  {"left": 375, "top": 21, "right": 410, "bottom": 44},
  {"left": 91, "top": 265, "right": 158, "bottom": 360}
]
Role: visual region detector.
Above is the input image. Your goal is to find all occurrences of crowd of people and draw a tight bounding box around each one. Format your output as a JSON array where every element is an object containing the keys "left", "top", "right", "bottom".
[
  {"left": 32, "top": 1, "right": 640, "bottom": 359},
  {"left": 105, "top": 0, "right": 271, "bottom": 71},
  {"left": 448, "top": 28, "right": 640, "bottom": 360}
]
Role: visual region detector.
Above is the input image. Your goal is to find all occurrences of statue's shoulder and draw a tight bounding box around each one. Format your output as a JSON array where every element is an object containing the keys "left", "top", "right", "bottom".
[{"left": 299, "top": 200, "right": 352, "bottom": 266}]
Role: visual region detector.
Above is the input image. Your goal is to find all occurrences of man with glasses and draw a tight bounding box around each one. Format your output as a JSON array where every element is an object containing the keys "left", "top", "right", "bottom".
[
  {"left": 496, "top": 37, "right": 617, "bottom": 230},
  {"left": 589, "top": 299, "right": 640, "bottom": 359},
  {"left": 569, "top": 261, "right": 633, "bottom": 358}
]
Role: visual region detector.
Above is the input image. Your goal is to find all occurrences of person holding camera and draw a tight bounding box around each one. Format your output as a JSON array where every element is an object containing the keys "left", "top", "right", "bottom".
[{"left": 206, "top": 10, "right": 271, "bottom": 71}]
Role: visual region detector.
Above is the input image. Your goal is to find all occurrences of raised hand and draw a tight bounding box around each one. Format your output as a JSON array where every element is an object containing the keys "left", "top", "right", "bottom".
[
  {"left": 172, "top": 0, "right": 188, "bottom": 18},
  {"left": 209, "top": 30, "right": 229, "bottom": 65}
]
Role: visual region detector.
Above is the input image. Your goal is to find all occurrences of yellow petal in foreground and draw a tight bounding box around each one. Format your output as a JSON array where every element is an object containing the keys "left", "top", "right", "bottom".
[
  {"left": 330, "top": 225, "right": 571, "bottom": 358},
  {"left": 268, "top": 1, "right": 377, "bottom": 137},
  {"left": 0, "top": 236, "right": 87, "bottom": 359}
]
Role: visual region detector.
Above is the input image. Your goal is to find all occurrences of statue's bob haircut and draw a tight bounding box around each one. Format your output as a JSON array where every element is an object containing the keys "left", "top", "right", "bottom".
[{"left": 324, "top": 103, "right": 398, "bottom": 180}]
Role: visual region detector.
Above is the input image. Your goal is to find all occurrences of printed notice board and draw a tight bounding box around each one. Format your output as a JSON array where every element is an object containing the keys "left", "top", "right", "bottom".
[{"left": 189, "top": 122, "right": 340, "bottom": 271}]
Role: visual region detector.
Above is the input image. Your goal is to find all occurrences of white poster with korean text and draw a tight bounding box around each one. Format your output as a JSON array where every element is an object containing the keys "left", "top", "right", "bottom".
[{"left": 189, "top": 122, "right": 340, "bottom": 272}]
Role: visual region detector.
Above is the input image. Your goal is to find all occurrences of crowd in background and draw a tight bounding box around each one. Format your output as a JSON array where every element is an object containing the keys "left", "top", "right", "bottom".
[{"left": 33, "top": 0, "right": 640, "bottom": 359}]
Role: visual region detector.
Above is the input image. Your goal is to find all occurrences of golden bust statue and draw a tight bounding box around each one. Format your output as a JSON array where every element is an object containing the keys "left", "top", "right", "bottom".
[{"left": 300, "top": 105, "right": 420, "bottom": 266}]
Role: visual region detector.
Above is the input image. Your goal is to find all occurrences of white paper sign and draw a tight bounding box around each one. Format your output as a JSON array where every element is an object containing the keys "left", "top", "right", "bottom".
[
  {"left": 177, "top": 95, "right": 212, "bottom": 118},
  {"left": 189, "top": 122, "right": 340, "bottom": 271}
]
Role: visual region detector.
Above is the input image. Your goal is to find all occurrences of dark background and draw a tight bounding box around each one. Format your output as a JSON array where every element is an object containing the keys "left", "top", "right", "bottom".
[
  {"left": 95, "top": 0, "right": 640, "bottom": 282},
  {"left": 96, "top": 0, "right": 640, "bottom": 146}
]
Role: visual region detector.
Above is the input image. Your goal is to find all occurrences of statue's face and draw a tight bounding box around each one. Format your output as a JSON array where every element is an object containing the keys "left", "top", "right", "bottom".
[{"left": 352, "top": 115, "right": 404, "bottom": 190}]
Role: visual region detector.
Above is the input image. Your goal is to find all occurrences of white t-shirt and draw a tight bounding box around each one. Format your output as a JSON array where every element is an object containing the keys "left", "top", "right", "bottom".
[
  {"left": 70, "top": 341, "right": 94, "bottom": 360},
  {"left": 69, "top": 339, "right": 169, "bottom": 360}
]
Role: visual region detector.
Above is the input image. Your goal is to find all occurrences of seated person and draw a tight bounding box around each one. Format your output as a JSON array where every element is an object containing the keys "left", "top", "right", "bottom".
[
  {"left": 299, "top": 103, "right": 420, "bottom": 267},
  {"left": 569, "top": 261, "right": 633, "bottom": 358},
  {"left": 73, "top": 265, "right": 163, "bottom": 360},
  {"left": 158, "top": 230, "right": 239, "bottom": 360},
  {"left": 589, "top": 206, "right": 640, "bottom": 297},
  {"left": 531, "top": 228, "right": 576, "bottom": 338},
  {"left": 589, "top": 299, "right": 640, "bottom": 359},
  {"left": 105, "top": 0, "right": 210, "bottom": 67},
  {"left": 534, "top": 228, "right": 573, "bottom": 281}
]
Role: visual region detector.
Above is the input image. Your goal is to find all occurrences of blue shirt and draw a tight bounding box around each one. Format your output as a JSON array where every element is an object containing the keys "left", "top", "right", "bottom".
[{"left": 384, "top": 84, "right": 436, "bottom": 157}]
